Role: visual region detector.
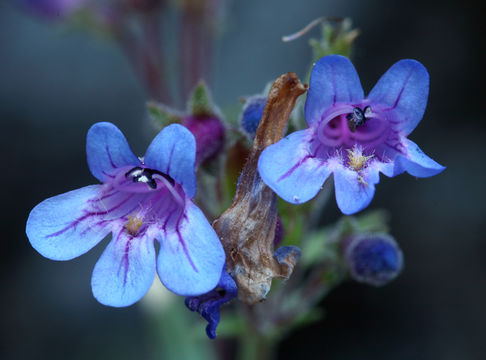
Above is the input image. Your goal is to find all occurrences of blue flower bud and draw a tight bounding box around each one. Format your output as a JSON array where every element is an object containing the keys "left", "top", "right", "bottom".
[
  {"left": 240, "top": 96, "right": 267, "bottom": 138},
  {"left": 344, "top": 234, "right": 403, "bottom": 286}
]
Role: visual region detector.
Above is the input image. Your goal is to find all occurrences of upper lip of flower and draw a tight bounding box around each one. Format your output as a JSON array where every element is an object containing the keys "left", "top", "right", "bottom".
[
  {"left": 258, "top": 55, "right": 445, "bottom": 215},
  {"left": 26, "top": 122, "right": 226, "bottom": 307}
]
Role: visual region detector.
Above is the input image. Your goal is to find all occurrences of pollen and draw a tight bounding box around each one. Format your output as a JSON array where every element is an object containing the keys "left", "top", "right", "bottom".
[
  {"left": 347, "top": 145, "right": 373, "bottom": 171},
  {"left": 125, "top": 215, "right": 144, "bottom": 236}
]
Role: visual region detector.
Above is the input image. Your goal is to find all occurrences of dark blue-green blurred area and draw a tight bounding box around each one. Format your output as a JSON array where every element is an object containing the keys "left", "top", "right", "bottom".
[{"left": 1, "top": 0, "right": 484, "bottom": 359}]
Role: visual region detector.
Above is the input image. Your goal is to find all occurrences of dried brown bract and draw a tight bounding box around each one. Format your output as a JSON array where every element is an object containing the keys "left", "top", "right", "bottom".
[{"left": 213, "top": 73, "right": 307, "bottom": 304}]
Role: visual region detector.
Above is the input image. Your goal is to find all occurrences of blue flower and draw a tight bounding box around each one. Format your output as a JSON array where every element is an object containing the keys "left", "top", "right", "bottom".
[
  {"left": 26, "top": 122, "right": 225, "bottom": 307},
  {"left": 258, "top": 55, "right": 445, "bottom": 214},
  {"left": 344, "top": 234, "right": 403, "bottom": 286},
  {"left": 185, "top": 266, "right": 237, "bottom": 339}
]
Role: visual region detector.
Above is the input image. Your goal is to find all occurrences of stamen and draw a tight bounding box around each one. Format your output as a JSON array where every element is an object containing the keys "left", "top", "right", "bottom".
[
  {"left": 347, "top": 145, "right": 374, "bottom": 171},
  {"left": 125, "top": 215, "right": 144, "bottom": 236},
  {"left": 154, "top": 174, "right": 185, "bottom": 207}
]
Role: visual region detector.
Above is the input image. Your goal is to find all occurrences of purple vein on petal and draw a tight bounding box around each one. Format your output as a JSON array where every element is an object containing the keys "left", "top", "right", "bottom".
[
  {"left": 88, "top": 190, "right": 118, "bottom": 203},
  {"left": 113, "top": 230, "right": 130, "bottom": 288},
  {"left": 392, "top": 70, "right": 413, "bottom": 109},
  {"left": 161, "top": 203, "right": 197, "bottom": 273},
  {"left": 176, "top": 227, "right": 198, "bottom": 273},
  {"left": 166, "top": 145, "right": 175, "bottom": 175},
  {"left": 46, "top": 194, "right": 134, "bottom": 238},
  {"left": 330, "top": 64, "right": 337, "bottom": 105},
  {"left": 105, "top": 145, "right": 117, "bottom": 169},
  {"left": 101, "top": 171, "right": 116, "bottom": 179},
  {"left": 277, "top": 155, "right": 312, "bottom": 182},
  {"left": 380, "top": 69, "right": 414, "bottom": 112}
]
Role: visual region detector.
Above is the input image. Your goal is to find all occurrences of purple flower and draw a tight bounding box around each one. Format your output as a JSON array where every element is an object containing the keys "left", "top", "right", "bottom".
[
  {"left": 26, "top": 122, "right": 225, "bottom": 307},
  {"left": 185, "top": 266, "right": 237, "bottom": 339},
  {"left": 17, "top": 0, "right": 85, "bottom": 19},
  {"left": 258, "top": 55, "right": 445, "bottom": 214}
]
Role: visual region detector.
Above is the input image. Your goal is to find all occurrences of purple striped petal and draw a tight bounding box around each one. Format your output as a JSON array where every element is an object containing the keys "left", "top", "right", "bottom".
[
  {"left": 144, "top": 124, "right": 197, "bottom": 198},
  {"left": 86, "top": 122, "right": 140, "bottom": 183},
  {"left": 157, "top": 201, "right": 225, "bottom": 296},
  {"left": 334, "top": 166, "right": 380, "bottom": 215},
  {"left": 258, "top": 129, "right": 331, "bottom": 204},
  {"left": 394, "top": 139, "right": 445, "bottom": 177},
  {"left": 368, "top": 59, "right": 429, "bottom": 136},
  {"left": 26, "top": 185, "right": 111, "bottom": 260},
  {"left": 305, "top": 55, "right": 364, "bottom": 126},
  {"left": 91, "top": 228, "right": 156, "bottom": 307}
]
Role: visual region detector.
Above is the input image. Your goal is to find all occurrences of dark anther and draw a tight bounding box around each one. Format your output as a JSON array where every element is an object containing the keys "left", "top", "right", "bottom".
[
  {"left": 125, "top": 167, "right": 175, "bottom": 189},
  {"left": 346, "top": 106, "right": 371, "bottom": 132}
]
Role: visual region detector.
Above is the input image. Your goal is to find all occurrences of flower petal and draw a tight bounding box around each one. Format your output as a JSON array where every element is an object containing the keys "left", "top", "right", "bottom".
[
  {"left": 367, "top": 59, "right": 429, "bottom": 135},
  {"left": 305, "top": 55, "right": 364, "bottom": 125},
  {"left": 144, "top": 124, "right": 197, "bottom": 198},
  {"left": 185, "top": 266, "right": 237, "bottom": 339},
  {"left": 91, "top": 229, "right": 156, "bottom": 307},
  {"left": 26, "top": 185, "right": 111, "bottom": 260},
  {"left": 86, "top": 122, "right": 140, "bottom": 183},
  {"left": 334, "top": 166, "right": 380, "bottom": 215},
  {"left": 394, "top": 139, "right": 445, "bottom": 177},
  {"left": 258, "top": 129, "right": 331, "bottom": 204},
  {"left": 157, "top": 201, "right": 225, "bottom": 296}
]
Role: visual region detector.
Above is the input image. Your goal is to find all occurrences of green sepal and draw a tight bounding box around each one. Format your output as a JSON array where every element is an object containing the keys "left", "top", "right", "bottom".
[
  {"left": 147, "top": 101, "right": 182, "bottom": 129},
  {"left": 189, "top": 81, "right": 214, "bottom": 116},
  {"left": 300, "top": 210, "right": 390, "bottom": 267},
  {"left": 309, "top": 18, "right": 360, "bottom": 62}
]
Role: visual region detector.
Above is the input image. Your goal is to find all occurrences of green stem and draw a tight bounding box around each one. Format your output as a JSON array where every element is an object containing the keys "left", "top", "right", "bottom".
[{"left": 236, "top": 330, "right": 276, "bottom": 360}]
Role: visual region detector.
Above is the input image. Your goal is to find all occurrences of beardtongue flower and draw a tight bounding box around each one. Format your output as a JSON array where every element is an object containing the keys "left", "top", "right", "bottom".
[
  {"left": 258, "top": 55, "right": 445, "bottom": 214},
  {"left": 26, "top": 122, "right": 225, "bottom": 307}
]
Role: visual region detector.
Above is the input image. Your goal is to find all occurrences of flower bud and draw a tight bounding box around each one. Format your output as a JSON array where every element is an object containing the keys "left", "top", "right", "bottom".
[
  {"left": 344, "top": 234, "right": 403, "bottom": 287},
  {"left": 240, "top": 95, "right": 267, "bottom": 138},
  {"left": 182, "top": 81, "right": 226, "bottom": 165},
  {"left": 182, "top": 114, "right": 225, "bottom": 165}
]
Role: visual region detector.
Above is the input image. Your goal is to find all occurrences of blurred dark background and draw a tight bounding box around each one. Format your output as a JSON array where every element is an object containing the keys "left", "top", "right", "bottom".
[{"left": 1, "top": 0, "right": 484, "bottom": 359}]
